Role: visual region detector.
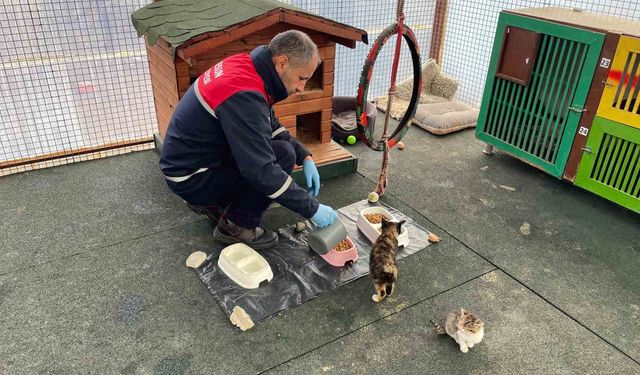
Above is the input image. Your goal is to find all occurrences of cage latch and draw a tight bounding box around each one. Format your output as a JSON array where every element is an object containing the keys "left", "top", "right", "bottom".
[{"left": 569, "top": 105, "right": 587, "bottom": 113}]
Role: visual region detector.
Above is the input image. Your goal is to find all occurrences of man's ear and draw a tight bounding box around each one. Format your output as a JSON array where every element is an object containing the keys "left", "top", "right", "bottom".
[{"left": 274, "top": 55, "right": 289, "bottom": 74}]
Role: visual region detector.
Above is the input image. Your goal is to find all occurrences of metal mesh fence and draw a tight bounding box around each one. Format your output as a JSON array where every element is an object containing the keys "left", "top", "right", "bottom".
[
  {"left": 0, "top": 1, "right": 155, "bottom": 176},
  {"left": 1, "top": 1, "right": 638, "bottom": 175},
  {"left": 283, "top": 0, "right": 436, "bottom": 98},
  {"left": 442, "top": 0, "right": 640, "bottom": 107}
]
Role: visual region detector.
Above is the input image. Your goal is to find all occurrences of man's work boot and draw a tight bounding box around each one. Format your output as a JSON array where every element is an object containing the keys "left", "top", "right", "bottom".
[
  {"left": 186, "top": 202, "right": 222, "bottom": 227},
  {"left": 213, "top": 218, "right": 278, "bottom": 250}
]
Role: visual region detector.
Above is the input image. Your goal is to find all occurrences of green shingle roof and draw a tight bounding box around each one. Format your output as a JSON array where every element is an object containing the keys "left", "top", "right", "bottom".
[{"left": 131, "top": 0, "right": 362, "bottom": 54}]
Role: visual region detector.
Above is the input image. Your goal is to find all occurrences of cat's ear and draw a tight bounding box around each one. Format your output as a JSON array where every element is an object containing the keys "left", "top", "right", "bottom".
[
  {"left": 396, "top": 220, "right": 406, "bottom": 232},
  {"left": 381, "top": 216, "right": 389, "bottom": 226},
  {"left": 460, "top": 308, "right": 466, "bottom": 315}
]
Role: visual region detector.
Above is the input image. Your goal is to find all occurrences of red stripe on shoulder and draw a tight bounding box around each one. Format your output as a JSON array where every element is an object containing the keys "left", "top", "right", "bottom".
[{"left": 197, "top": 54, "right": 267, "bottom": 109}]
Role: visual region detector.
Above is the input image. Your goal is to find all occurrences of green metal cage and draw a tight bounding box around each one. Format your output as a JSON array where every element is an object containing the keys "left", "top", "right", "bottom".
[
  {"left": 575, "top": 116, "right": 640, "bottom": 213},
  {"left": 476, "top": 12, "right": 605, "bottom": 177}
]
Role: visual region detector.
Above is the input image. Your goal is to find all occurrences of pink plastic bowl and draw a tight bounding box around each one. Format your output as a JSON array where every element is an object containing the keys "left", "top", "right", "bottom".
[{"left": 320, "top": 236, "right": 358, "bottom": 267}]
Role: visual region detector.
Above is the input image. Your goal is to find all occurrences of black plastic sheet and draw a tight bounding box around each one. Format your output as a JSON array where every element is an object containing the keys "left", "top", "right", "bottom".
[{"left": 196, "top": 200, "right": 432, "bottom": 323}]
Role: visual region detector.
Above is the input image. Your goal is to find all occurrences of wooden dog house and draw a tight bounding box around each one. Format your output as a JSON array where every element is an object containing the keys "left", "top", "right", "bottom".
[{"left": 132, "top": 0, "right": 367, "bottom": 173}]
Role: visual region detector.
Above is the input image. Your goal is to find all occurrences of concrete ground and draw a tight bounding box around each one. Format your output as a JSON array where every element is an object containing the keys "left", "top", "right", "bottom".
[{"left": 1, "top": 118, "right": 639, "bottom": 374}]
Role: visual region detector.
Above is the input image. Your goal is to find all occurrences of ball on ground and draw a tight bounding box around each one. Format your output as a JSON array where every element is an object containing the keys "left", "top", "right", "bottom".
[
  {"left": 346, "top": 135, "right": 357, "bottom": 145},
  {"left": 295, "top": 222, "right": 306, "bottom": 233},
  {"left": 367, "top": 191, "right": 379, "bottom": 203}
]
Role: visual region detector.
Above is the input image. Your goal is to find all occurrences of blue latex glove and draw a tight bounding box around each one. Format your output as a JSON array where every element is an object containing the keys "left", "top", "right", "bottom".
[
  {"left": 303, "top": 158, "right": 320, "bottom": 197},
  {"left": 311, "top": 204, "right": 337, "bottom": 228}
]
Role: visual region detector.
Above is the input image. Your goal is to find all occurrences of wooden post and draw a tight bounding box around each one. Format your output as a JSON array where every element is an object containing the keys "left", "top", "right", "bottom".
[{"left": 429, "top": 0, "right": 449, "bottom": 65}]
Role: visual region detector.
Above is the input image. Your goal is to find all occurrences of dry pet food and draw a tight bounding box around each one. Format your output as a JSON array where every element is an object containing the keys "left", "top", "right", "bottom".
[
  {"left": 365, "top": 213, "right": 388, "bottom": 224},
  {"left": 333, "top": 239, "right": 351, "bottom": 252}
]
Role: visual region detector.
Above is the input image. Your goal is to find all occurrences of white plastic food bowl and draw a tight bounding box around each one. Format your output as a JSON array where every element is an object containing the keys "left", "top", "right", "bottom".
[
  {"left": 356, "top": 207, "right": 409, "bottom": 247},
  {"left": 218, "top": 243, "right": 273, "bottom": 289}
]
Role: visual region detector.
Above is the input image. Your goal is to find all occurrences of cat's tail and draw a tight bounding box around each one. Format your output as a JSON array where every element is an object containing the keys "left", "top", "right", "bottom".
[{"left": 430, "top": 319, "right": 446, "bottom": 335}]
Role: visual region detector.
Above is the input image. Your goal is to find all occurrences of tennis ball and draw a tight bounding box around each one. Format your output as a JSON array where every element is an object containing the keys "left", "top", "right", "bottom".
[
  {"left": 367, "top": 191, "right": 379, "bottom": 203},
  {"left": 346, "top": 135, "right": 357, "bottom": 145}
]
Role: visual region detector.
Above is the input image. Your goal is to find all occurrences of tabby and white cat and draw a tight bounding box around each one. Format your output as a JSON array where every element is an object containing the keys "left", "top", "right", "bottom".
[
  {"left": 431, "top": 308, "right": 485, "bottom": 353},
  {"left": 369, "top": 218, "right": 405, "bottom": 303}
]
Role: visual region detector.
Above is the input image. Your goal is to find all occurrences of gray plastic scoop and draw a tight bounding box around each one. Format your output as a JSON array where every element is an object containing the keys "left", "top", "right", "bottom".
[{"left": 308, "top": 219, "right": 347, "bottom": 255}]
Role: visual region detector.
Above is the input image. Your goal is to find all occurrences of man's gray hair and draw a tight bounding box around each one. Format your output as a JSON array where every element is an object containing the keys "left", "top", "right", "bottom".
[{"left": 268, "top": 30, "right": 320, "bottom": 67}]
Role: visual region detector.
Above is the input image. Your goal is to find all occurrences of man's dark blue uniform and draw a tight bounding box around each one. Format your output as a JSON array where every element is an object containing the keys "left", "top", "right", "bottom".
[{"left": 159, "top": 46, "right": 320, "bottom": 229}]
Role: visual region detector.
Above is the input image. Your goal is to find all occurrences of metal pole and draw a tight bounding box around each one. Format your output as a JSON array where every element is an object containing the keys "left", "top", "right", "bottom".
[
  {"left": 375, "top": 0, "right": 406, "bottom": 196},
  {"left": 429, "top": 0, "right": 448, "bottom": 65}
]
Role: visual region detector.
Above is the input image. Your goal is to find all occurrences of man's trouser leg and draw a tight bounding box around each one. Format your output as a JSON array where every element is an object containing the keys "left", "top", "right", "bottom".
[
  {"left": 166, "top": 140, "right": 297, "bottom": 229},
  {"left": 224, "top": 140, "right": 297, "bottom": 229}
]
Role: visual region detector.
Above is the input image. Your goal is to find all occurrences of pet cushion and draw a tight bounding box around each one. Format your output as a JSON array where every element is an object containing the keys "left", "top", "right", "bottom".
[{"left": 413, "top": 101, "right": 479, "bottom": 135}]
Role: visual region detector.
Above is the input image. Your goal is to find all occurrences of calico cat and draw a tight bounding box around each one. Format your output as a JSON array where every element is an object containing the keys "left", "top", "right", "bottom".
[
  {"left": 369, "top": 218, "right": 405, "bottom": 303},
  {"left": 431, "top": 308, "right": 485, "bottom": 353}
]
